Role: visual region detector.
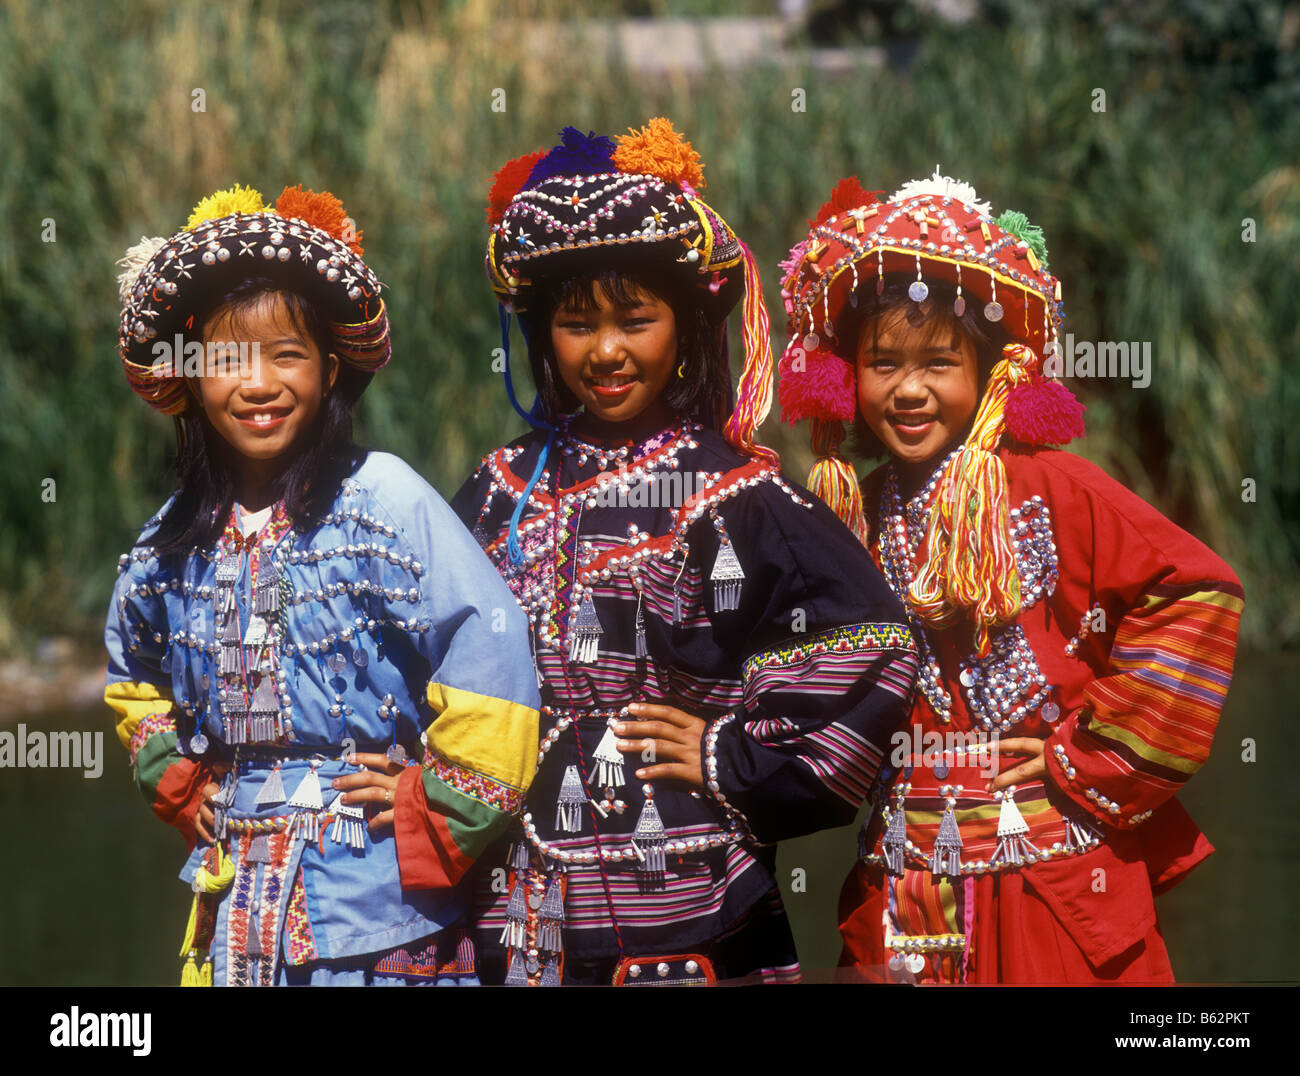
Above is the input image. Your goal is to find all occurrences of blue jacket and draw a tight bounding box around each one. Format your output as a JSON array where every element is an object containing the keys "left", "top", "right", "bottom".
[{"left": 105, "top": 451, "right": 541, "bottom": 983}]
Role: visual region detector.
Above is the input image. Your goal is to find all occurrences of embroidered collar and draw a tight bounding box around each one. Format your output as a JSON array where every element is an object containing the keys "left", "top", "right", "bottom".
[{"left": 220, "top": 500, "right": 293, "bottom": 554}]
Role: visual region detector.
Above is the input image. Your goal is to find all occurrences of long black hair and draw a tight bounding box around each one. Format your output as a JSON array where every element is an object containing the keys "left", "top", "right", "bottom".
[
  {"left": 149, "top": 278, "right": 371, "bottom": 556},
  {"left": 518, "top": 266, "right": 733, "bottom": 432},
  {"left": 846, "top": 276, "right": 1012, "bottom": 460}
]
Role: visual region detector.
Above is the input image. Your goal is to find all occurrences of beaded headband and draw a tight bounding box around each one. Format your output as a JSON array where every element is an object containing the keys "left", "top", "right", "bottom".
[{"left": 117, "top": 184, "right": 390, "bottom": 415}]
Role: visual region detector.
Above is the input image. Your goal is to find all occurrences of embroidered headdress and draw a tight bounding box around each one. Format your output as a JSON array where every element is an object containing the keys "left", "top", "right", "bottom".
[
  {"left": 117, "top": 184, "right": 391, "bottom": 414},
  {"left": 484, "top": 120, "right": 776, "bottom": 466},
  {"left": 777, "top": 170, "right": 1086, "bottom": 656}
]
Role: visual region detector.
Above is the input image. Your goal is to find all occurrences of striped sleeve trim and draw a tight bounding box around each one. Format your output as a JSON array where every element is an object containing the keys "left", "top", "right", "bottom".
[
  {"left": 1082, "top": 586, "right": 1241, "bottom": 776},
  {"left": 794, "top": 723, "right": 886, "bottom": 806}
]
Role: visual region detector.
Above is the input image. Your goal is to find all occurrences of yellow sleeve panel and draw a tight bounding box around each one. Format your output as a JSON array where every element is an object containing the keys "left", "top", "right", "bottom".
[
  {"left": 424, "top": 681, "right": 539, "bottom": 794},
  {"left": 105, "top": 680, "right": 176, "bottom": 751}
]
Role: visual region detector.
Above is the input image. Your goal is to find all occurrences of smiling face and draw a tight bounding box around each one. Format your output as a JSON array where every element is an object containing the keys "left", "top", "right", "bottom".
[
  {"left": 189, "top": 290, "right": 338, "bottom": 486},
  {"left": 549, "top": 278, "right": 677, "bottom": 435},
  {"left": 855, "top": 303, "right": 980, "bottom": 470}
]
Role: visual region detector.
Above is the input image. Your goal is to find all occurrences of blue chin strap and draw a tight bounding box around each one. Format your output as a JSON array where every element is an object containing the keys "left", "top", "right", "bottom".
[{"left": 499, "top": 304, "right": 556, "bottom": 566}]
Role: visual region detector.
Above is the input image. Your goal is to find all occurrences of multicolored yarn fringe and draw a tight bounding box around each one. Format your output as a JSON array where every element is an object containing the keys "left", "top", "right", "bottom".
[
  {"left": 808, "top": 418, "right": 868, "bottom": 544},
  {"left": 907, "top": 344, "right": 1041, "bottom": 658},
  {"left": 722, "top": 240, "right": 778, "bottom": 464}
]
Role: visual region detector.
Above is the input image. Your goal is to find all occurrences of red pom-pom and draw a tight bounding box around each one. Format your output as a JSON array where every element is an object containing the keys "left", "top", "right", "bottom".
[
  {"left": 487, "top": 148, "right": 548, "bottom": 225},
  {"left": 778, "top": 345, "right": 857, "bottom": 424},
  {"left": 1005, "top": 378, "right": 1086, "bottom": 445},
  {"left": 809, "top": 177, "right": 883, "bottom": 228}
]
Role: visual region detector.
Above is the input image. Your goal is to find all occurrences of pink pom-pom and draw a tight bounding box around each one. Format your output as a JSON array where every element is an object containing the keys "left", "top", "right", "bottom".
[
  {"left": 1005, "top": 378, "right": 1086, "bottom": 445},
  {"left": 777, "top": 345, "right": 857, "bottom": 424}
]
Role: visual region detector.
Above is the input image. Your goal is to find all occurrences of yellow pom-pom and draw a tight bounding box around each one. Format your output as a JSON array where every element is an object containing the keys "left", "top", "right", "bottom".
[
  {"left": 613, "top": 117, "right": 705, "bottom": 191},
  {"left": 184, "top": 184, "right": 267, "bottom": 231}
]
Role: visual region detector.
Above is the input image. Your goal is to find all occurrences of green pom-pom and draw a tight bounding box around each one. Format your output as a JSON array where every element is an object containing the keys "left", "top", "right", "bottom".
[{"left": 995, "top": 209, "right": 1049, "bottom": 269}]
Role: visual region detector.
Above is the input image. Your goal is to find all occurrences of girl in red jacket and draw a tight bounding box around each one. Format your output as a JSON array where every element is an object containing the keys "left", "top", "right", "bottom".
[{"left": 776, "top": 171, "right": 1243, "bottom": 983}]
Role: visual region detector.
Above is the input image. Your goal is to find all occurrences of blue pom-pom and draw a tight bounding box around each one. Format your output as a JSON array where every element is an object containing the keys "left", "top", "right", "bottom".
[{"left": 525, "top": 127, "right": 617, "bottom": 186}]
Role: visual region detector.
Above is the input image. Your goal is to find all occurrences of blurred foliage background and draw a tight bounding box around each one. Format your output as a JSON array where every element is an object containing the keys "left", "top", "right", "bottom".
[
  {"left": 0, "top": 0, "right": 1296, "bottom": 656},
  {"left": 0, "top": 0, "right": 1296, "bottom": 984}
]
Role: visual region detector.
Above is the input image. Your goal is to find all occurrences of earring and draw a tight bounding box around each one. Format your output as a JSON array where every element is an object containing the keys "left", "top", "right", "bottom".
[{"left": 676, "top": 362, "right": 686, "bottom": 379}]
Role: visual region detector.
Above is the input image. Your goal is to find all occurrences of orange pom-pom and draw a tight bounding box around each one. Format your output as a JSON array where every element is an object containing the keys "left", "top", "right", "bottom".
[
  {"left": 275, "top": 185, "right": 364, "bottom": 254},
  {"left": 486, "top": 148, "right": 548, "bottom": 225},
  {"left": 613, "top": 117, "right": 705, "bottom": 191},
  {"left": 810, "top": 176, "right": 882, "bottom": 227}
]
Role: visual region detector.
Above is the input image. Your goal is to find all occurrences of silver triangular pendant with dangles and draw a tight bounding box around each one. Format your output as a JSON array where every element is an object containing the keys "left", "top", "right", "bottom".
[
  {"left": 567, "top": 591, "right": 603, "bottom": 664},
  {"left": 590, "top": 721, "right": 626, "bottom": 791},
  {"left": 709, "top": 513, "right": 745, "bottom": 611},
  {"left": 253, "top": 558, "right": 280, "bottom": 615},
  {"left": 882, "top": 802, "right": 908, "bottom": 876},
  {"left": 632, "top": 790, "right": 666, "bottom": 878},
  {"left": 555, "top": 765, "right": 586, "bottom": 832}
]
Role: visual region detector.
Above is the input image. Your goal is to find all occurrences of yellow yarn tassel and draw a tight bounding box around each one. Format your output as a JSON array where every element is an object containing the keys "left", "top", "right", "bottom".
[
  {"left": 177, "top": 844, "right": 235, "bottom": 986},
  {"left": 909, "top": 345, "right": 1035, "bottom": 657},
  {"left": 808, "top": 419, "right": 868, "bottom": 545},
  {"left": 723, "top": 241, "right": 779, "bottom": 464}
]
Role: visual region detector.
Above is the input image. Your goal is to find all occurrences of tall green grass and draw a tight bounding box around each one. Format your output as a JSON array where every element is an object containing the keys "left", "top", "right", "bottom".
[{"left": 1, "top": 0, "right": 1293, "bottom": 651}]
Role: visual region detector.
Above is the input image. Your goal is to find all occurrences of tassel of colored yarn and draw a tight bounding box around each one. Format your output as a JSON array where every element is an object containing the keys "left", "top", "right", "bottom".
[
  {"left": 178, "top": 844, "right": 233, "bottom": 987},
  {"left": 722, "top": 240, "right": 779, "bottom": 465},
  {"left": 177, "top": 845, "right": 234, "bottom": 965},
  {"left": 808, "top": 419, "right": 868, "bottom": 545},
  {"left": 909, "top": 345, "right": 1034, "bottom": 657}
]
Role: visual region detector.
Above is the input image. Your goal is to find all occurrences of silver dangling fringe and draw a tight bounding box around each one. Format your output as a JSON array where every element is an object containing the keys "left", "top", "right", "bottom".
[
  {"left": 632, "top": 793, "right": 666, "bottom": 876},
  {"left": 881, "top": 804, "right": 908, "bottom": 876},
  {"left": 930, "top": 803, "right": 964, "bottom": 876},
  {"left": 499, "top": 880, "right": 528, "bottom": 950},
  {"left": 253, "top": 560, "right": 280, "bottom": 615},
  {"left": 555, "top": 765, "right": 586, "bottom": 833},
  {"left": 536, "top": 876, "right": 564, "bottom": 954},
  {"left": 590, "top": 722, "right": 626, "bottom": 791},
  {"left": 989, "top": 788, "right": 1041, "bottom": 867},
  {"left": 568, "top": 591, "right": 603, "bottom": 664},
  {"left": 330, "top": 802, "right": 366, "bottom": 850},
  {"left": 710, "top": 536, "right": 745, "bottom": 612}
]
